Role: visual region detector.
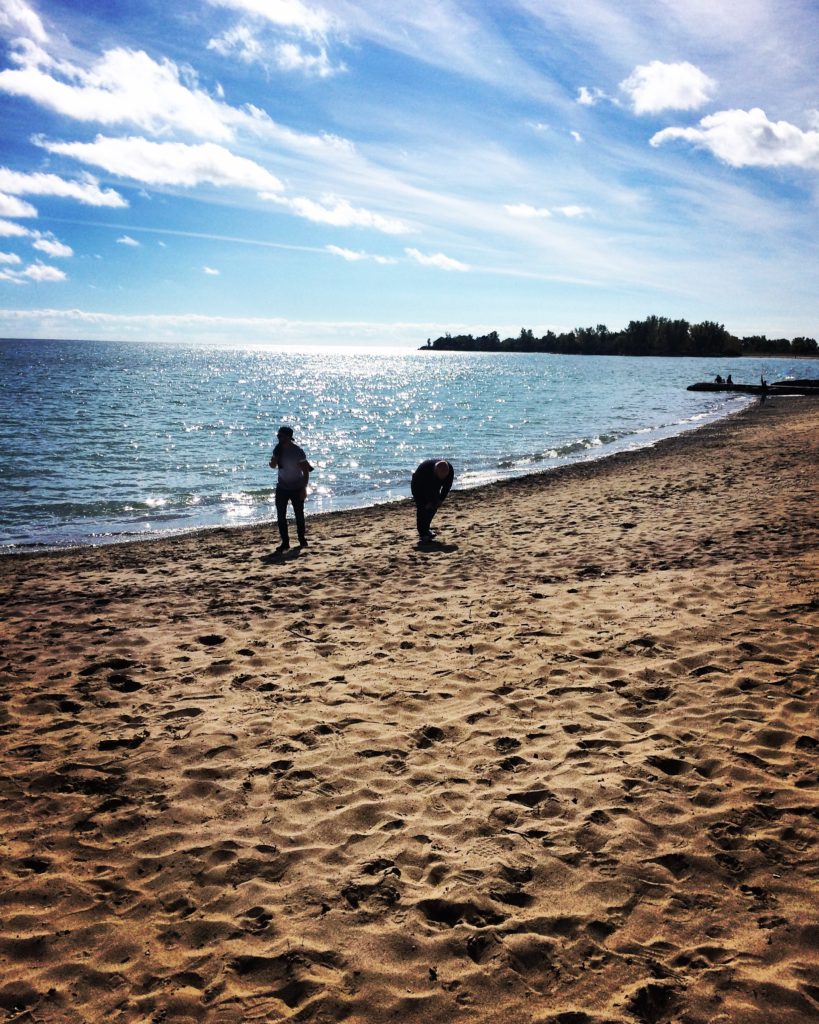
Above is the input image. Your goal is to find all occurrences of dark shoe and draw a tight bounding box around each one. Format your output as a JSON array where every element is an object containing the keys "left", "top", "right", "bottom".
[
  {"left": 419, "top": 533, "right": 434, "bottom": 543},
  {"left": 275, "top": 542, "right": 290, "bottom": 554},
  {"left": 298, "top": 537, "right": 308, "bottom": 548}
]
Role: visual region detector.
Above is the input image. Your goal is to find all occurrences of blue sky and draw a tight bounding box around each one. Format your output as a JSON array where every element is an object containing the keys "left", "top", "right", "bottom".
[{"left": 0, "top": 0, "right": 817, "bottom": 346}]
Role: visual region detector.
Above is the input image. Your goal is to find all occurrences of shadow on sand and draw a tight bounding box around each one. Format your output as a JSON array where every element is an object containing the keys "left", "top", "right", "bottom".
[
  {"left": 416, "top": 540, "right": 458, "bottom": 553},
  {"left": 260, "top": 547, "right": 304, "bottom": 565}
]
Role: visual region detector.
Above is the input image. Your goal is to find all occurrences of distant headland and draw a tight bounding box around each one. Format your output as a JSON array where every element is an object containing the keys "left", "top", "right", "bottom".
[{"left": 421, "top": 316, "right": 818, "bottom": 358}]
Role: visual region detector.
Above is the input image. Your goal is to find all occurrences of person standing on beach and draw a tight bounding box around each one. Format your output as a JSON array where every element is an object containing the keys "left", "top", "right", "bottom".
[
  {"left": 411, "top": 459, "right": 454, "bottom": 543},
  {"left": 269, "top": 426, "right": 313, "bottom": 553}
]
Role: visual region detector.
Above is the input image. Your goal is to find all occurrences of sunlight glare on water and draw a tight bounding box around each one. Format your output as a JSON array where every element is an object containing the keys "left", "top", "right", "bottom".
[{"left": 1, "top": 338, "right": 815, "bottom": 549}]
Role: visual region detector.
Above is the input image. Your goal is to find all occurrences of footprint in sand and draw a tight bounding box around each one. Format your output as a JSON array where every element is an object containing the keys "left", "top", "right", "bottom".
[{"left": 197, "top": 634, "right": 226, "bottom": 646}]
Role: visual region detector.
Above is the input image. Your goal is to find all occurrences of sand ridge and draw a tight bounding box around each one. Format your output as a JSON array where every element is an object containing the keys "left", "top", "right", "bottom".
[{"left": 0, "top": 400, "right": 817, "bottom": 1023}]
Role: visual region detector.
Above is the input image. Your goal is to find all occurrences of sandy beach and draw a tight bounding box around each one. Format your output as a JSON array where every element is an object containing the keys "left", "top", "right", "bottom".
[{"left": 1, "top": 399, "right": 817, "bottom": 1024}]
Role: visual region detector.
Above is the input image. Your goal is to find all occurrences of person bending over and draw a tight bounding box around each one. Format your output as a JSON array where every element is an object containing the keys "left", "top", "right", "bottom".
[
  {"left": 411, "top": 459, "right": 454, "bottom": 543},
  {"left": 269, "top": 425, "right": 313, "bottom": 553}
]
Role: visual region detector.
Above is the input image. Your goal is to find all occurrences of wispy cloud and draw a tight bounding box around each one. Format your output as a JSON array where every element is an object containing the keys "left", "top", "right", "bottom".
[
  {"left": 0, "top": 217, "right": 73, "bottom": 259},
  {"left": 203, "top": 0, "right": 348, "bottom": 79},
  {"left": 0, "top": 0, "right": 47, "bottom": 42},
  {"left": 554, "top": 205, "right": 590, "bottom": 218},
  {"left": 505, "top": 202, "right": 589, "bottom": 219},
  {"left": 620, "top": 60, "right": 717, "bottom": 115},
  {"left": 405, "top": 247, "right": 469, "bottom": 272},
  {"left": 576, "top": 85, "right": 607, "bottom": 107},
  {"left": 207, "top": 22, "right": 342, "bottom": 77},
  {"left": 1, "top": 0, "right": 817, "bottom": 339},
  {"left": 23, "top": 261, "right": 66, "bottom": 281},
  {"left": 0, "top": 259, "right": 67, "bottom": 283},
  {"left": 203, "top": 265, "right": 220, "bottom": 274},
  {"left": 0, "top": 30, "right": 355, "bottom": 163},
  {"left": 0, "top": 305, "right": 465, "bottom": 346},
  {"left": 0, "top": 167, "right": 126, "bottom": 206},
  {"left": 207, "top": 0, "right": 332, "bottom": 37},
  {"left": 116, "top": 234, "right": 140, "bottom": 246},
  {"left": 32, "top": 235, "right": 73, "bottom": 257},
  {"left": 0, "top": 217, "right": 32, "bottom": 236},
  {"left": 0, "top": 251, "right": 22, "bottom": 264},
  {"left": 0, "top": 191, "right": 37, "bottom": 217},
  {"left": 272, "top": 41, "right": 338, "bottom": 77},
  {"left": 504, "top": 203, "right": 551, "bottom": 219},
  {"left": 652, "top": 108, "right": 819, "bottom": 169},
  {"left": 0, "top": 43, "right": 274, "bottom": 142},
  {"left": 207, "top": 24, "right": 264, "bottom": 63},
  {"left": 326, "top": 244, "right": 396, "bottom": 264},
  {"left": 36, "top": 135, "right": 285, "bottom": 192},
  {"left": 266, "top": 193, "right": 408, "bottom": 234}
]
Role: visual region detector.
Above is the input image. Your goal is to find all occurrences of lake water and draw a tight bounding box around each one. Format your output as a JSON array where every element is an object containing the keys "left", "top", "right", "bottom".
[{"left": 1, "top": 338, "right": 815, "bottom": 550}]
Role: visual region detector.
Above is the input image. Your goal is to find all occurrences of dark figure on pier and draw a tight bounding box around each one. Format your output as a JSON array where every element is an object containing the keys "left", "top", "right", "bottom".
[
  {"left": 726, "top": 374, "right": 733, "bottom": 385},
  {"left": 411, "top": 459, "right": 454, "bottom": 543},
  {"left": 269, "top": 425, "right": 313, "bottom": 553},
  {"left": 715, "top": 374, "right": 724, "bottom": 384}
]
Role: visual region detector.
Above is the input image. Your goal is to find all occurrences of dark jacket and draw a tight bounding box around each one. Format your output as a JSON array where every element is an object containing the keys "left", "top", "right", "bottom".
[{"left": 411, "top": 459, "right": 454, "bottom": 503}]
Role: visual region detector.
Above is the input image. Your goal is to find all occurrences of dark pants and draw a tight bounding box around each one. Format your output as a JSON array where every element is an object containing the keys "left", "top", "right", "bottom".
[
  {"left": 275, "top": 486, "right": 306, "bottom": 545},
  {"left": 415, "top": 500, "right": 437, "bottom": 537}
]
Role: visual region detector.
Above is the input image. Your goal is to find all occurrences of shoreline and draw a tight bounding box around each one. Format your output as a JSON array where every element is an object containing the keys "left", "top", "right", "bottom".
[
  {"left": 1, "top": 398, "right": 817, "bottom": 1023},
  {"left": 1, "top": 392, "right": 757, "bottom": 559}
]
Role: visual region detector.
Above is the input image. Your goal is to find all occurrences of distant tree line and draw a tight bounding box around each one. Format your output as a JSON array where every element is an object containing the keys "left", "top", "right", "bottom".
[{"left": 422, "top": 316, "right": 818, "bottom": 358}]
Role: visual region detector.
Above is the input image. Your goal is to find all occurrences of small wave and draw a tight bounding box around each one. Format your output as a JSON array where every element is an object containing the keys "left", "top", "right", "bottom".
[{"left": 496, "top": 431, "right": 627, "bottom": 470}]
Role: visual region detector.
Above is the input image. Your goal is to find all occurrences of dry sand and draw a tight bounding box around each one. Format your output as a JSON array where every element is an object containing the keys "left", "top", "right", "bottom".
[{"left": 1, "top": 399, "right": 817, "bottom": 1024}]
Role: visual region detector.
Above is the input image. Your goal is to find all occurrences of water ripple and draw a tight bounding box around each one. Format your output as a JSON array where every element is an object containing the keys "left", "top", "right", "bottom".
[{"left": 2, "top": 339, "right": 815, "bottom": 549}]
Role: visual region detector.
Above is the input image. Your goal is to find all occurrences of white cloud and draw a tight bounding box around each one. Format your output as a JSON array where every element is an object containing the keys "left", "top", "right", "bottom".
[
  {"left": 0, "top": 191, "right": 37, "bottom": 217},
  {"left": 2, "top": 30, "right": 358, "bottom": 167},
  {"left": 326, "top": 244, "right": 366, "bottom": 261},
  {"left": 505, "top": 203, "right": 551, "bottom": 219},
  {"left": 7, "top": 35, "right": 52, "bottom": 68},
  {"left": 0, "top": 251, "right": 22, "bottom": 264},
  {"left": 207, "top": 0, "right": 332, "bottom": 37},
  {"left": 0, "top": 0, "right": 47, "bottom": 42},
  {"left": 207, "top": 23, "right": 264, "bottom": 63},
  {"left": 505, "top": 202, "right": 589, "bottom": 220},
  {"left": 265, "top": 193, "right": 408, "bottom": 234},
  {"left": 203, "top": 265, "right": 220, "bottom": 274},
  {"left": 208, "top": 23, "right": 341, "bottom": 76},
  {"left": 0, "top": 306, "right": 480, "bottom": 347},
  {"left": 273, "top": 42, "right": 338, "bottom": 77},
  {"left": 570, "top": 130, "right": 583, "bottom": 143},
  {"left": 651, "top": 107, "right": 819, "bottom": 169},
  {"left": 116, "top": 235, "right": 140, "bottom": 246},
  {"left": 22, "top": 261, "right": 66, "bottom": 281},
  {"left": 620, "top": 60, "right": 716, "bottom": 115},
  {"left": 32, "top": 235, "right": 73, "bottom": 257},
  {"left": 0, "top": 45, "right": 273, "bottom": 142},
  {"left": 577, "top": 85, "right": 606, "bottom": 106},
  {"left": 0, "top": 217, "right": 31, "bottom": 236},
  {"left": 326, "top": 244, "right": 396, "bottom": 264},
  {"left": 37, "top": 135, "right": 285, "bottom": 192},
  {"left": 405, "top": 247, "right": 469, "bottom": 272},
  {"left": 0, "top": 167, "right": 126, "bottom": 206},
  {"left": 554, "top": 205, "right": 590, "bottom": 217}
]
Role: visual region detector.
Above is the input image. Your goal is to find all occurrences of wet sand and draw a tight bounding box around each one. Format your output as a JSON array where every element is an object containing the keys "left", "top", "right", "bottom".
[{"left": 1, "top": 399, "right": 817, "bottom": 1024}]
